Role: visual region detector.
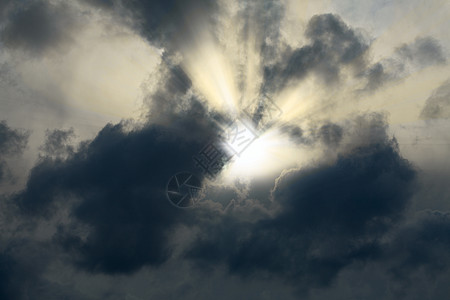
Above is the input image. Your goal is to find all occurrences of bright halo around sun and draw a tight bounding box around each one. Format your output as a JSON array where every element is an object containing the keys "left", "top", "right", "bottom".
[{"left": 221, "top": 126, "right": 300, "bottom": 180}]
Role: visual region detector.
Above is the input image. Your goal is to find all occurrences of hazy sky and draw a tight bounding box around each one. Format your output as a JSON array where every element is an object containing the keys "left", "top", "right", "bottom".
[{"left": 1, "top": 1, "right": 450, "bottom": 299}]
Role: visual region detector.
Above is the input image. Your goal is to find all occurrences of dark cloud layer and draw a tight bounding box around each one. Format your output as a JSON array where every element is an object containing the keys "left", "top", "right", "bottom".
[
  {"left": 14, "top": 109, "right": 220, "bottom": 273},
  {"left": 0, "top": 242, "right": 50, "bottom": 300},
  {"left": 186, "top": 114, "right": 417, "bottom": 292},
  {"left": 386, "top": 211, "right": 450, "bottom": 281},
  {"left": 0, "top": 0, "right": 13, "bottom": 14},
  {"left": 1, "top": 2, "right": 449, "bottom": 299},
  {"left": 0, "top": 239, "right": 91, "bottom": 300},
  {"left": 85, "top": 0, "right": 217, "bottom": 50}
]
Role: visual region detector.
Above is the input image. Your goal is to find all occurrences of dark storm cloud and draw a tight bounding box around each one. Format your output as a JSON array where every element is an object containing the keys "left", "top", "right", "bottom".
[
  {"left": 127, "top": 0, "right": 217, "bottom": 48},
  {"left": 87, "top": 0, "right": 218, "bottom": 50},
  {"left": 420, "top": 79, "right": 450, "bottom": 119},
  {"left": 13, "top": 94, "right": 223, "bottom": 274},
  {"left": 0, "top": 121, "right": 28, "bottom": 183},
  {"left": 0, "top": 247, "right": 43, "bottom": 300},
  {"left": 0, "top": 239, "right": 90, "bottom": 300},
  {"left": 1, "top": 0, "right": 78, "bottom": 55},
  {"left": 363, "top": 37, "right": 447, "bottom": 91},
  {"left": 0, "top": 0, "right": 13, "bottom": 15},
  {"left": 186, "top": 113, "right": 417, "bottom": 291},
  {"left": 262, "top": 13, "right": 368, "bottom": 94},
  {"left": 386, "top": 211, "right": 450, "bottom": 281},
  {"left": 1, "top": 2, "right": 449, "bottom": 298}
]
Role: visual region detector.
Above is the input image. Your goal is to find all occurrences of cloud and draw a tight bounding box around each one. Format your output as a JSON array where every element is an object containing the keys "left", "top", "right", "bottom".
[
  {"left": 39, "top": 128, "right": 76, "bottom": 159},
  {"left": 386, "top": 211, "right": 450, "bottom": 281},
  {"left": 0, "top": 248, "right": 41, "bottom": 300},
  {"left": 1, "top": 2, "right": 449, "bottom": 299},
  {"left": 0, "top": 121, "right": 28, "bottom": 183},
  {"left": 262, "top": 13, "right": 368, "bottom": 94},
  {"left": 0, "top": 239, "right": 92, "bottom": 300},
  {"left": 85, "top": 0, "right": 218, "bottom": 51},
  {"left": 363, "top": 37, "right": 447, "bottom": 91},
  {"left": 1, "top": 1, "right": 80, "bottom": 55},
  {"left": 186, "top": 113, "right": 417, "bottom": 292},
  {"left": 420, "top": 79, "right": 450, "bottom": 119},
  {"left": 239, "top": 0, "right": 285, "bottom": 64},
  {"left": 316, "top": 122, "right": 344, "bottom": 147},
  {"left": 397, "top": 37, "right": 446, "bottom": 68},
  {"left": 13, "top": 88, "right": 224, "bottom": 274},
  {"left": 0, "top": 0, "right": 13, "bottom": 15}
]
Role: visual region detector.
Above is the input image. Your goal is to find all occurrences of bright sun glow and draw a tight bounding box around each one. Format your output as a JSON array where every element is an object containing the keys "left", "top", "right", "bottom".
[
  {"left": 221, "top": 127, "right": 300, "bottom": 180},
  {"left": 171, "top": 1, "right": 450, "bottom": 182}
]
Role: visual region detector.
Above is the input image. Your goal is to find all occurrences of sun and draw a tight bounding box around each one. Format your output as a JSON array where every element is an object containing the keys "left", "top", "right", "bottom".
[{"left": 220, "top": 126, "right": 300, "bottom": 180}]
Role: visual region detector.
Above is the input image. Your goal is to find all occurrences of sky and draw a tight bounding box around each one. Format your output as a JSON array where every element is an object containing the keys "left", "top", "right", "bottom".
[{"left": 0, "top": 0, "right": 450, "bottom": 299}]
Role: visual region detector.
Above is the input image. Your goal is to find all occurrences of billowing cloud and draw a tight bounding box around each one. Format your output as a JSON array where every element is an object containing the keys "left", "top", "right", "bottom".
[
  {"left": 1, "top": 1, "right": 449, "bottom": 299},
  {"left": 13, "top": 88, "right": 223, "bottom": 273},
  {"left": 186, "top": 114, "right": 416, "bottom": 291},
  {"left": 262, "top": 13, "right": 368, "bottom": 94},
  {"left": 1, "top": 1, "right": 80, "bottom": 55}
]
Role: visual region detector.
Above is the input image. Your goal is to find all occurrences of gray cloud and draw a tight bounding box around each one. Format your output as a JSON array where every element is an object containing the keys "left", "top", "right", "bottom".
[
  {"left": 1, "top": 2, "right": 449, "bottom": 299},
  {"left": 363, "top": 37, "right": 447, "bottom": 91},
  {"left": 420, "top": 79, "right": 450, "bottom": 119},
  {"left": 240, "top": 0, "right": 285, "bottom": 64},
  {"left": 14, "top": 115, "right": 220, "bottom": 273},
  {"left": 11, "top": 63, "right": 228, "bottom": 274},
  {"left": 0, "top": 121, "right": 28, "bottom": 183},
  {"left": 397, "top": 36, "right": 446, "bottom": 68},
  {"left": 84, "top": 0, "right": 218, "bottom": 51},
  {"left": 39, "top": 128, "right": 75, "bottom": 159},
  {"left": 0, "top": 0, "right": 13, "bottom": 15},
  {"left": 0, "top": 239, "right": 92, "bottom": 300},
  {"left": 385, "top": 211, "right": 450, "bottom": 282},
  {"left": 262, "top": 13, "right": 368, "bottom": 94},
  {"left": 1, "top": 1, "right": 79, "bottom": 55},
  {"left": 317, "top": 122, "right": 344, "bottom": 147}
]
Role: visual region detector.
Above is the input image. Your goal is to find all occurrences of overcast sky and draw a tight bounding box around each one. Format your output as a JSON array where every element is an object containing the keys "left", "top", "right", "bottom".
[{"left": 1, "top": 1, "right": 450, "bottom": 299}]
